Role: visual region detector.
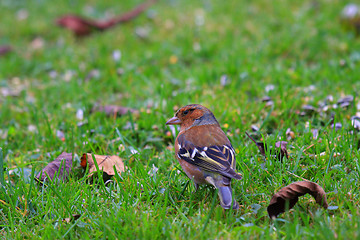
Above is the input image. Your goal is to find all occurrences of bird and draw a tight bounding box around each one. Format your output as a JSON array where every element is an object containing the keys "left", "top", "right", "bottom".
[{"left": 166, "top": 104, "right": 242, "bottom": 209}]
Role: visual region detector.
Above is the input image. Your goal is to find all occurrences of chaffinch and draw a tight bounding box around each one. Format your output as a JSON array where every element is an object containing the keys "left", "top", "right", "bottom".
[{"left": 166, "top": 104, "right": 242, "bottom": 209}]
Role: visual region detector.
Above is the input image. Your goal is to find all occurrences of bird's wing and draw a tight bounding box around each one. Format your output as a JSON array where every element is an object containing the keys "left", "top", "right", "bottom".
[{"left": 177, "top": 134, "right": 241, "bottom": 180}]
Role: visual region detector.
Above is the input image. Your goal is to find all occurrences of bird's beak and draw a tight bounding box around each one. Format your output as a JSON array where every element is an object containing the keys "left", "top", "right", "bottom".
[{"left": 166, "top": 116, "right": 181, "bottom": 125}]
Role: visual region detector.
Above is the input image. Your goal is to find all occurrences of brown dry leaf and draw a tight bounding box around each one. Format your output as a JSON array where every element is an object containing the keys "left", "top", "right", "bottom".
[
  {"left": 245, "top": 132, "right": 288, "bottom": 160},
  {"left": 267, "top": 181, "right": 328, "bottom": 219},
  {"left": 63, "top": 214, "right": 81, "bottom": 223},
  {"left": 92, "top": 105, "right": 138, "bottom": 117},
  {"left": 341, "top": 4, "right": 360, "bottom": 35},
  {"left": 35, "top": 152, "right": 73, "bottom": 183},
  {"left": 337, "top": 95, "right": 354, "bottom": 106},
  {"left": 275, "top": 141, "right": 289, "bottom": 160},
  {"left": 56, "top": 0, "right": 157, "bottom": 37},
  {"left": 351, "top": 116, "right": 360, "bottom": 130},
  {"left": 56, "top": 15, "right": 97, "bottom": 37},
  {"left": 245, "top": 132, "right": 266, "bottom": 156},
  {"left": 81, "top": 153, "right": 125, "bottom": 178},
  {"left": 0, "top": 45, "right": 12, "bottom": 56}
]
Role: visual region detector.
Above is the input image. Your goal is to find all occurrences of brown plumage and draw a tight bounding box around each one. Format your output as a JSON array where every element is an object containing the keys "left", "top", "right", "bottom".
[{"left": 166, "top": 104, "right": 242, "bottom": 209}]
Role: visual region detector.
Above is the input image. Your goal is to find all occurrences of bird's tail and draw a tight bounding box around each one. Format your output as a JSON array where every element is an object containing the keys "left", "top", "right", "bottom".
[{"left": 218, "top": 186, "right": 239, "bottom": 210}]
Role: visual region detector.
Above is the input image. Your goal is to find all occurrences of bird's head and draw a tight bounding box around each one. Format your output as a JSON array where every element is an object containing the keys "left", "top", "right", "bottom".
[{"left": 166, "top": 104, "right": 218, "bottom": 131}]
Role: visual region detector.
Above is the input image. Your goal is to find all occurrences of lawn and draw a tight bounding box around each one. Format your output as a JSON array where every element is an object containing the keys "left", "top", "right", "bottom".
[{"left": 1, "top": 0, "right": 360, "bottom": 239}]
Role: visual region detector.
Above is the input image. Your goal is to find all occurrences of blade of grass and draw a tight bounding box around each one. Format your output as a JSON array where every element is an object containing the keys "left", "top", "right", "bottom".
[
  {"left": 201, "top": 189, "right": 218, "bottom": 234},
  {"left": 90, "top": 153, "right": 108, "bottom": 194},
  {"left": 0, "top": 148, "right": 4, "bottom": 187}
]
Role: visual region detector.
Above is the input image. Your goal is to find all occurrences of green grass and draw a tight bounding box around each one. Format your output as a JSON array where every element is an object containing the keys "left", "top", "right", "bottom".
[{"left": 1, "top": 0, "right": 360, "bottom": 238}]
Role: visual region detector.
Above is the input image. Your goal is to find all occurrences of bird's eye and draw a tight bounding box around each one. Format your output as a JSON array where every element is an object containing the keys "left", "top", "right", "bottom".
[{"left": 183, "top": 108, "right": 195, "bottom": 115}]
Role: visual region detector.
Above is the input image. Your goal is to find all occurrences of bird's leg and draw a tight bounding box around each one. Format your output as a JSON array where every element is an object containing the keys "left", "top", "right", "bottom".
[{"left": 232, "top": 200, "right": 240, "bottom": 210}]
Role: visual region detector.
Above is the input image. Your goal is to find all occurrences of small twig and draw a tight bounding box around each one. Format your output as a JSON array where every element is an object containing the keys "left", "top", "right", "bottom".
[
  {"left": 286, "top": 171, "right": 309, "bottom": 182},
  {"left": 245, "top": 131, "right": 257, "bottom": 144},
  {"left": 303, "top": 143, "right": 315, "bottom": 153}
]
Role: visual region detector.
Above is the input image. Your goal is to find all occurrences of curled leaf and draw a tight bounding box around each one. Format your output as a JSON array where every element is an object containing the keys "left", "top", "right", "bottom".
[
  {"left": 267, "top": 181, "right": 328, "bottom": 219},
  {"left": 35, "top": 152, "right": 73, "bottom": 183}
]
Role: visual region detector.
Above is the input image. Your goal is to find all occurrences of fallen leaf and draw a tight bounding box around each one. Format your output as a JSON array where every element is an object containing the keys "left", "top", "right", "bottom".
[
  {"left": 92, "top": 105, "right": 138, "bottom": 117},
  {"left": 331, "top": 123, "right": 342, "bottom": 131},
  {"left": 311, "top": 129, "right": 319, "bottom": 139},
  {"left": 245, "top": 132, "right": 288, "bottom": 160},
  {"left": 341, "top": 4, "right": 360, "bottom": 35},
  {"left": 340, "top": 102, "right": 351, "bottom": 108},
  {"left": 286, "top": 128, "right": 295, "bottom": 140},
  {"left": 56, "top": 130, "right": 65, "bottom": 141},
  {"left": 275, "top": 141, "right": 289, "bottom": 160},
  {"left": 261, "top": 96, "right": 272, "bottom": 102},
  {"left": 220, "top": 75, "right": 230, "bottom": 87},
  {"left": 245, "top": 132, "right": 266, "bottom": 156},
  {"left": 261, "top": 96, "right": 274, "bottom": 107},
  {"left": 76, "top": 109, "right": 84, "bottom": 120},
  {"left": 265, "top": 84, "right": 275, "bottom": 92},
  {"left": 337, "top": 95, "right": 354, "bottom": 105},
  {"left": 84, "top": 69, "right": 100, "bottom": 82},
  {"left": 169, "top": 55, "right": 178, "bottom": 64},
  {"left": 112, "top": 50, "right": 122, "bottom": 62},
  {"left": 300, "top": 105, "right": 318, "bottom": 116},
  {"left": 63, "top": 214, "right": 81, "bottom": 223},
  {"left": 16, "top": 9, "right": 28, "bottom": 21},
  {"left": 135, "top": 26, "right": 151, "bottom": 39},
  {"left": 251, "top": 125, "right": 260, "bottom": 132},
  {"left": 30, "top": 37, "right": 45, "bottom": 50},
  {"left": 81, "top": 153, "right": 125, "bottom": 179},
  {"left": 56, "top": 15, "right": 98, "bottom": 37},
  {"left": 351, "top": 116, "right": 360, "bottom": 130},
  {"left": 267, "top": 181, "right": 328, "bottom": 219},
  {"left": 326, "top": 95, "right": 334, "bottom": 102},
  {"left": 0, "top": 45, "right": 12, "bottom": 56},
  {"left": 35, "top": 152, "right": 73, "bottom": 183},
  {"left": 302, "top": 105, "right": 317, "bottom": 112},
  {"left": 147, "top": 164, "right": 158, "bottom": 178},
  {"left": 56, "top": 0, "right": 157, "bottom": 37}
]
